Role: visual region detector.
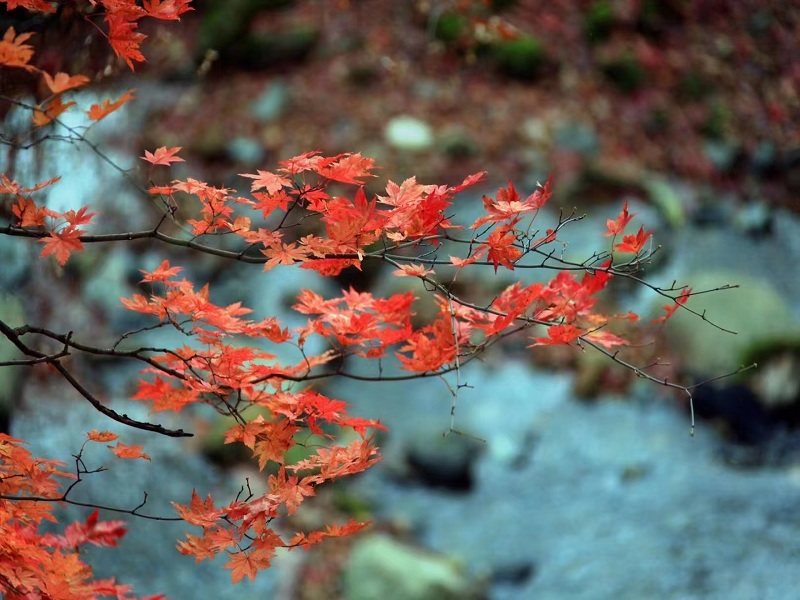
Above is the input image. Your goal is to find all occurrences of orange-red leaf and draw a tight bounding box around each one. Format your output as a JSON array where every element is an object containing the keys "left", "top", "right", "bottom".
[
  {"left": 0, "top": 26, "right": 37, "bottom": 71},
  {"left": 141, "top": 146, "right": 184, "bottom": 166},
  {"left": 240, "top": 170, "right": 292, "bottom": 194},
  {"left": 31, "top": 96, "right": 75, "bottom": 127},
  {"left": 86, "top": 430, "right": 118, "bottom": 442},
  {"left": 38, "top": 227, "right": 83, "bottom": 265},
  {"left": 653, "top": 287, "right": 692, "bottom": 324},
  {"left": 226, "top": 551, "right": 264, "bottom": 584},
  {"left": 106, "top": 12, "right": 147, "bottom": 70},
  {"left": 606, "top": 200, "right": 634, "bottom": 237},
  {"left": 143, "top": 0, "right": 194, "bottom": 20},
  {"left": 532, "top": 323, "right": 583, "bottom": 346},
  {"left": 392, "top": 263, "right": 434, "bottom": 277},
  {"left": 172, "top": 489, "right": 222, "bottom": 529},
  {"left": 43, "top": 72, "right": 90, "bottom": 95},
  {"left": 86, "top": 89, "right": 135, "bottom": 121},
  {"left": 614, "top": 225, "right": 652, "bottom": 254},
  {"left": 3, "top": 1, "right": 56, "bottom": 14},
  {"left": 107, "top": 442, "right": 151, "bottom": 461},
  {"left": 317, "top": 153, "right": 376, "bottom": 184}
]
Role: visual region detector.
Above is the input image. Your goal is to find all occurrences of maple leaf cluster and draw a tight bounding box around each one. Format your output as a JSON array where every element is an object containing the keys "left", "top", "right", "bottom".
[
  {"left": 0, "top": 435, "right": 163, "bottom": 600},
  {"left": 0, "top": 1, "right": 702, "bottom": 596}
]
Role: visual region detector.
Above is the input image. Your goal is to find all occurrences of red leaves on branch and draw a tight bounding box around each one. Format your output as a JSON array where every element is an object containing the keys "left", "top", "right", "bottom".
[
  {"left": 0, "top": 3, "right": 701, "bottom": 591},
  {"left": 654, "top": 287, "right": 693, "bottom": 323},
  {"left": 42, "top": 509, "right": 127, "bottom": 549}
]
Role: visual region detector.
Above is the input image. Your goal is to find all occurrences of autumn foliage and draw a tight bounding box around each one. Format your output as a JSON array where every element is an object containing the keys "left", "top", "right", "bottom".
[{"left": 0, "top": 1, "right": 703, "bottom": 598}]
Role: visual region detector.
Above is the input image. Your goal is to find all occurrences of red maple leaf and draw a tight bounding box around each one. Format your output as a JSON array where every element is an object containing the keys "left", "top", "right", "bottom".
[
  {"left": 240, "top": 170, "right": 292, "bottom": 194},
  {"left": 614, "top": 225, "right": 652, "bottom": 254},
  {"left": 38, "top": 226, "right": 83, "bottom": 265},
  {"left": 654, "top": 287, "right": 692, "bottom": 323},
  {"left": 141, "top": 146, "right": 184, "bottom": 166},
  {"left": 605, "top": 200, "right": 635, "bottom": 236},
  {"left": 105, "top": 12, "right": 147, "bottom": 70},
  {"left": 317, "top": 153, "right": 376, "bottom": 184},
  {"left": 532, "top": 323, "right": 583, "bottom": 346},
  {"left": 143, "top": 0, "right": 194, "bottom": 20}
]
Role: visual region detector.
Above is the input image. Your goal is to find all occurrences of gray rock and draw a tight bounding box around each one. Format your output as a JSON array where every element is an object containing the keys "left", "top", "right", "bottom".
[
  {"left": 227, "top": 136, "right": 266, "bottom": 165},
  {"left": 343, "top": 534, "right": 485, "bottom": 600},
  {"left": 403, "top": 427, "right": 484, "bottom": 491},
  {"left": 250, "top": 80, "right": 289, "bottom": 123},
  {"left": 661, "top": 270, "right": 800, "bottom": 377},
  {"left": 385, "top": 116, "right": 435, "bottom": 152}
]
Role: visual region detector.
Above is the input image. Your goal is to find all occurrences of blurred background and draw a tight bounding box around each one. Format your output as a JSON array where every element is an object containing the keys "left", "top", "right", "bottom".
[{"left": 2, "top": 1, "right": 800, "bottom": 598}]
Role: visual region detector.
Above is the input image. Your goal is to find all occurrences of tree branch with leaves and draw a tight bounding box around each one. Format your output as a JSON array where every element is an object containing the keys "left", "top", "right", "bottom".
[{"left": 0, "top": 1, "right": 748, "bottom": 598}]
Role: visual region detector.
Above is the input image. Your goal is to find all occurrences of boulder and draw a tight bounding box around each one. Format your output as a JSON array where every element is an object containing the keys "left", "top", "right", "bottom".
[
  {"left": 343, "top": 535, "right": 484, "bottom": 600},
  {"left": 662, "top": 271, "right": 800, "bottom": 377}
]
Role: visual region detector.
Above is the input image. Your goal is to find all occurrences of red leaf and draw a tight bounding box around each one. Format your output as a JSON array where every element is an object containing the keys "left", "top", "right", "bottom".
[
  {"left": 653, "top": 287, "right": 692, "bottom": 324},
  {"left": 141, "top": 146, "right": 184, "bottom": 166},
  {"left": 317, "top": 153, "right": 376, "bottom": 184},
  {"left": 106, "top": 12, "right": 147, "bottom": 70},
  {"left": 614, "top": 225, "right": 652, "bottom": 254},
  {"left": 605, "top": 200, "right": 634, "bottom": 237},
  {"left": 38, "top": 226, "right": 83, "bottom": 265},
  {"left": 143, "top": 0, "right": 194, "bottom": 20},
  {"left": 532, "top": 323, "right": 583, "bottom": 346},
  {"left": 240, "top": 170, "right": 292, "bottom": 194}
]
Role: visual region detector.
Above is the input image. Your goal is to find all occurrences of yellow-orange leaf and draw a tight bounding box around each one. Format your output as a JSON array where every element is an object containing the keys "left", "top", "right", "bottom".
[
  {"left": 0, "top": 26, "right": 37, "bottom": 71},
  {"left": 107, "top": 442, "right": 151, "bottom": 461},
  {"left": 86, "top": 89, "right": 135, "bottom": 121},
  {"left": 86, "top": 430, "right": 118, "bottom": 442},
  {"left": 43, "top": 71, "right": 90, "bottom": 95},
  {"left": 31, "top": 96, "right": 75, "bottom": 127}
]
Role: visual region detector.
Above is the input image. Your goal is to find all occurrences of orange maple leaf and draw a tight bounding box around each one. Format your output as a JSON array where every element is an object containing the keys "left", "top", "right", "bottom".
[
  {"left": 2, "top": 1, "right": 56, "bottom": 13},
  {"left": 86, "top": 430, "right": 119, "bottom": 442},
  {"left": 86, "top": 89, "right": 135, "bottom": 121},
  {"left": 172, "top": 489, "right": 222, "bottom": 529},
  {"left": 105, "top": 13, "right": 147, "bottom": 70},
  {"left": 38, "top": 226, "right": 83, "bottom": 265},
  {"left": 226, "top": 550, "right": 267, "bottom": 584},
  {"left": 11, "top": 195, "right": 55, "bottom": 227},
  {"left": 106, "top": 442, "right": 151, "bottom": 461},
  {"left": 392, "top": 263, "right": 434, "bottom": 277},
  {"left": 317, "top": 153, "right": 376, "bottom": 184},
  {"left": 143, "top": 0, "right": 194, "bottom": 20},
  {"left": 240, "top": 170, "right": 292, "bottom": 194},
  {"left": 139, "top": 259, "right": 183, "bottom": 282},
  {"left": 0, "top": 26, "right": 37, "bottom": 71},
  {"left": 42, "top": 72, "right": 90, "bottom": 95},
  {"left": 141, "top": 146, "right": 184, "bottom": 166},
  {"left": 31, "top": 96, "right": 75, "bottom": 127}
]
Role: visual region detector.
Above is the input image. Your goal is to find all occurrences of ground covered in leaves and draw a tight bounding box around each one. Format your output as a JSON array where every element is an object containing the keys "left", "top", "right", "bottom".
[{"left": 126, "top": 0, "right": 800, "bottom": 212}]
